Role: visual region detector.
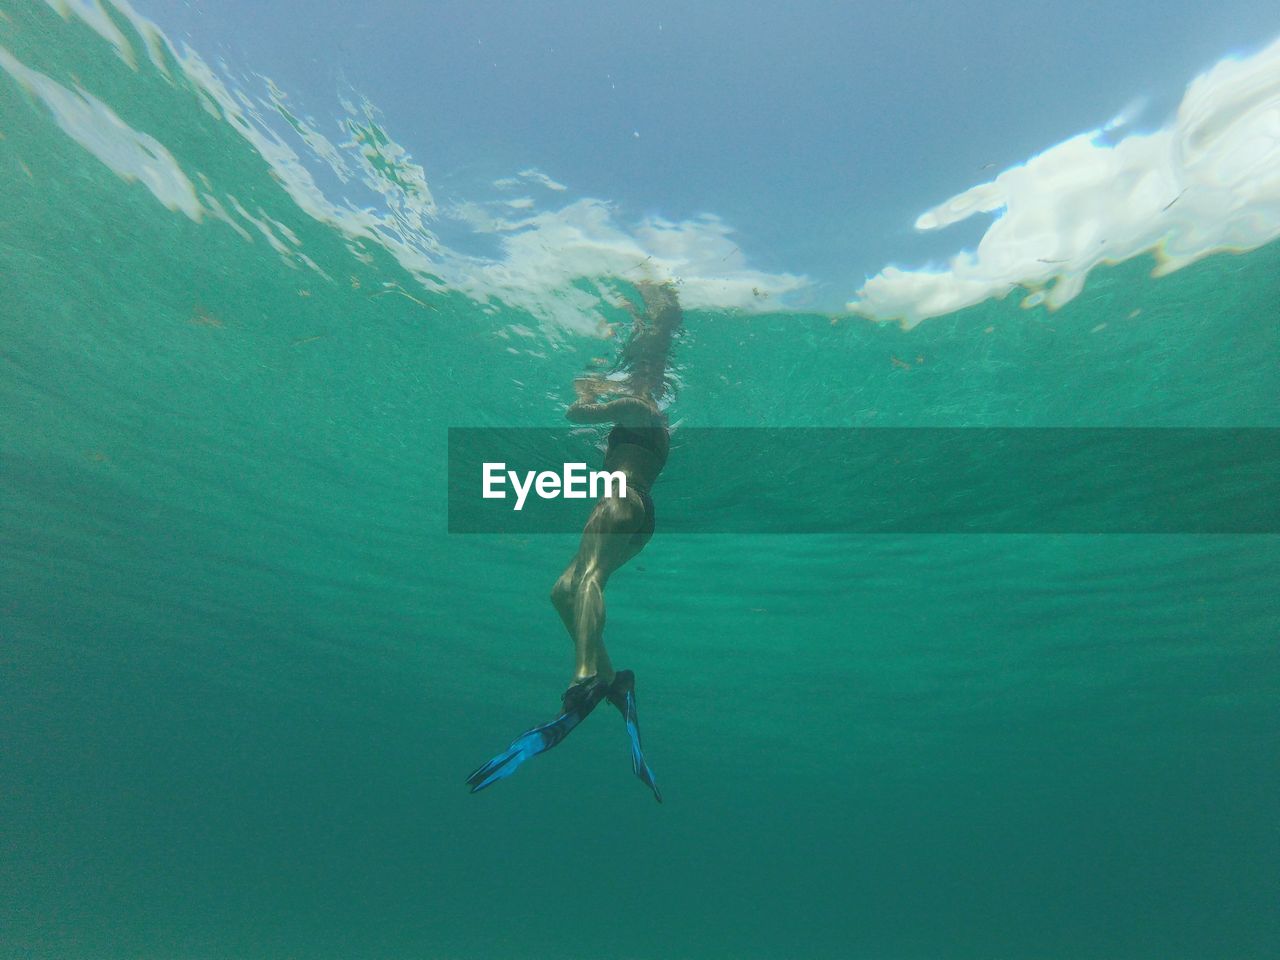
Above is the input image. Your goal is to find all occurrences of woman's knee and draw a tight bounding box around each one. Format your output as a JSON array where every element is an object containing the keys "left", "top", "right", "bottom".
[{"left": 550, "top": 569, "right": 574, "bottom": 607}]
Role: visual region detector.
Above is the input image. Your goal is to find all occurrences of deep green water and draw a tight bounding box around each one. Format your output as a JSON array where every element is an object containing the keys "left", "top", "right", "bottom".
[{"left": 2, "top": 4, "right": 1279, "bottom": 959}]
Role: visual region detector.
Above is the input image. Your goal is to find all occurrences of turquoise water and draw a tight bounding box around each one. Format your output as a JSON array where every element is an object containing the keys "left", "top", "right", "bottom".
[{"left": 2, "top": 4, "right": 1279, "bottom": 959}]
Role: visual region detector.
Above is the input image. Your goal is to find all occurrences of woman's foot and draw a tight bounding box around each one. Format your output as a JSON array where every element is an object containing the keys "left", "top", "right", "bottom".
[{"left": 561, "top": 674, "right": 610, "bottom": 714}]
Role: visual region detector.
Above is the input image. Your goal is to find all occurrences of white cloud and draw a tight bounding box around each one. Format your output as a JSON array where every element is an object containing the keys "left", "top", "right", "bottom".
[
  {"left": 850, "top": 36, "right": 1280, "bottom": 327},
  {"left": 517, "top": 168, "right": 568, "bottom": 191},
  {"left": 449, "top": 199, "right": 806, "bottom": 331},
  {"left": 0, "top": 45, "right": 202, "bottom": 219}
]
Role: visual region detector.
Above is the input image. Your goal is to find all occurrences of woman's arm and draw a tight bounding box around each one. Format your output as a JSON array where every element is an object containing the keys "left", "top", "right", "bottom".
[{"left": 566, "top": 395, "right": 659, "bottom": 427}]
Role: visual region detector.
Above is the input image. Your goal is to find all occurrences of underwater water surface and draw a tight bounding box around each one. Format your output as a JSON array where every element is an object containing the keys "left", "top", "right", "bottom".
[{"left": 2, "top": 4, "right": 1279, "bottom": 960}]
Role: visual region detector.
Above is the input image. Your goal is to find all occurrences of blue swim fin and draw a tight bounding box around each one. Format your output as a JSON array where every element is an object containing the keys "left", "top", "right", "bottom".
[
  {"left": 608, "top": 670, "right": 662, "bottom": 803},
  {"left": 465, "top": 678, "right": 608, "bottom": 793}
]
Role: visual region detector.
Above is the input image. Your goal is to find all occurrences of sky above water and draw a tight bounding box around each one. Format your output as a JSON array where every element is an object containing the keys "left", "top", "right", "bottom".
[{"left": 130, "top": 0, "right": 1280, "bottom": 309}]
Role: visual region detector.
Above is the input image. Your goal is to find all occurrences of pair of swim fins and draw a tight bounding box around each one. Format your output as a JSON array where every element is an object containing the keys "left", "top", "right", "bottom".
[{"left": 465, "top": 669, "right": 662, "bottom": 803}]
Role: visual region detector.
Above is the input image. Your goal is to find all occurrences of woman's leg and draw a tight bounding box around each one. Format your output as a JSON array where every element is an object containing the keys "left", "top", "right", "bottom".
[{"left": 549, "top": 491, "right": 648, "bottom": 683}]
